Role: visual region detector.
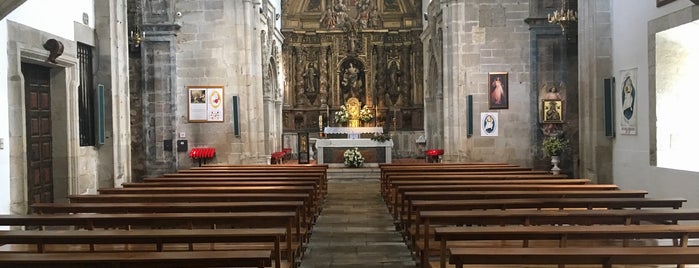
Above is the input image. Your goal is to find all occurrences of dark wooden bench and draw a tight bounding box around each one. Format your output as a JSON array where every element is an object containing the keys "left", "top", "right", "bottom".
[
  {"left": 381, "top": 172, "right": 569, "bottom": 196},
  {"left": 434, "top": 224, "right": 699, "bottom": 268},
  {"left": 398, "top": 190, "right": 649, "bottom": 222},
  {"left": 448, "top": 247, "right": 699, "bottom": 268},
  {"left": 0, "top": 250, "right": 272, "bottom": 268},
  {"left": 32, "top": 201, "right": 310, "bottom": 228},
  {"left": 0, "top": 228, "right": 284, "bottom": 268},
  {"left": 414, "top": 208, "right": 699, "bottom": 267},
  {"left": 391, "top": 184, "right": 619, "bottom": 220},
  {"left": 0, "top": 212, "right": 299, "bottom": 263},
  {"left": 404, "top": 197, "right": 687, "bottom": 234},
  {"left": 160, "top": 171, "right": 328, "bottom": 195}
]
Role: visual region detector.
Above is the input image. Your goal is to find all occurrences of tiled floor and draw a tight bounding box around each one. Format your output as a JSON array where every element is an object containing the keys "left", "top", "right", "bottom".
[{"left": 299, "top": 177, "right": 415, "bottom": 268}]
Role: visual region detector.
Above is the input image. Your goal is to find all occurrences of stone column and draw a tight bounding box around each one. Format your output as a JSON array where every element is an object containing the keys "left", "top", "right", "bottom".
[
  {"left": 141, "top": 0, "right": 179, "bottom": 175},
  {"left": 578, "top": 0, "right": 613, "bottom": 183},
  {"left": 95, "top": 0, "right": 132, "bottom": 186}
]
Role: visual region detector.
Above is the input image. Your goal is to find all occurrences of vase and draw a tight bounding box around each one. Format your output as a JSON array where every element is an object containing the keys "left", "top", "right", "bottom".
[{"left": 550, "top": 155, "right": 561, "bottom": 175}]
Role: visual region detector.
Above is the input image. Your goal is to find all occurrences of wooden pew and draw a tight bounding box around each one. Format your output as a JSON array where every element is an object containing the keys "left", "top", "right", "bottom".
[
  {"left": 397, "top": 190, "right": 649, "bottom": 223},
  {"left": 405, "top": 197, "right": 687, "bottom": 234},
  {"left": 448, "top": 247, "right": 699, "bottom": 268},
  {"left": 96, "top": 186, "right": 319, "bottom": 217},
  {"left": 414, "top": 208, "right": 699, "bottom": 267},
  {"left": 32, "top": 201, "right": 309, "bottom": 228},
  {"left": 0, "top": 228, "right": 284, "bottom": 268},
  {"left": 0, "top": 250, "right": 272, "bottom": 268},
  {"left": 434, "top": 224, "right": 699, "bottom": 268},
  {"left": 384, "top": 178, "right": 591, "bottom": 203},
  {"left": 391, "top": 184, "right": 619, "bottom": 220},
  {"left": 0, "top": 212, "right": 299, "bottom": 263},
  {"left": 381, "top": 172, "right": 569, "bottom": 196},
  {"left": 69, "top": 193, "right": 317, "bottom": 222},
  {"left": 160, "top": 172, "right": 327, "bottom": 196}
]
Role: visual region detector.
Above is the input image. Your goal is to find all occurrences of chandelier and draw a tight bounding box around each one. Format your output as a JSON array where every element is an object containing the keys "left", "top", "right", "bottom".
[{"left": 547, "top": 0, "right": 577, "bottom": 33}]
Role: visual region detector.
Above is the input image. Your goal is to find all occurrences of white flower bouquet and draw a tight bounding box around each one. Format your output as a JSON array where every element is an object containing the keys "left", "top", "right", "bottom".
[{"left": 343, "top": 147, "right": 364, "bottom": 168}]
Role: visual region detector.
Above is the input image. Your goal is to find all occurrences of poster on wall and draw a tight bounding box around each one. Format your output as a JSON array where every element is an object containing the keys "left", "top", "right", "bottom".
[
  {"left": 480, "top": 112, "right": 498, "bottom": 137},
  {"left": 619, "top": 68, "right": 637, "bottom": 135},
  {"left": 188, "top": 86, "right": 224, "bottom": 122}
]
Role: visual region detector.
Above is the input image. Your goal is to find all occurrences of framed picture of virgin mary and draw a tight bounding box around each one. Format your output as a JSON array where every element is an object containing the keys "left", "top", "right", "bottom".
[{"left": 488, "top": 72, "right": 508, "bottom": 109}]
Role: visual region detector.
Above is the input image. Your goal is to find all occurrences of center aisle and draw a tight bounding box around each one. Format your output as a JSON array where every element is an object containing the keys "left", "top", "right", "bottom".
[{"left": 299, "top": 176, "right": 415, "bottom": 268}]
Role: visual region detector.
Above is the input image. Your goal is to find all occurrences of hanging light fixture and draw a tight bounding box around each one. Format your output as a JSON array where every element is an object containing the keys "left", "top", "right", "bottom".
[{"left": 548, "top": 0, "right": 577, "bottom": 33}]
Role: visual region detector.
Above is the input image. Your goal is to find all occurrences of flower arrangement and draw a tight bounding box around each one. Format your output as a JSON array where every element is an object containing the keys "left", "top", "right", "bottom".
[
  {"left": 542, "top": 136, "right": 569, "bottom": 157},
  {"left": 359, "top": 105, "right": 374, "bottom": 122},
  {"left": 343, "top": 147, "right": 364, "bottom": 168},
  {"left": 370, "top": 133, "right": 391, "bottom": 142},
  {"left": 334, "top": 105, "right": 349, "bottom": 124}
]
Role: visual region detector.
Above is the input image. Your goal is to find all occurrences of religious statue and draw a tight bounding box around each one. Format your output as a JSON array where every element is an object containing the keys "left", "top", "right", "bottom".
[
  {"left": 334, "top": 0, "right": 349, "bottom": 27},
  {"left": 319, "top": 8, "right": 336, "bottom": 29},
  {"left": 342, "top": 62, "right": 363, "bottom": 100},
  {"left": 303, "top": 62, "right": 319, "bottom": 93},
  {"left": 386, "top": 61, "right": 402, "bottom": 105},
  {"left": 369, "top": 8, "right": 383, "bottom": 28}
]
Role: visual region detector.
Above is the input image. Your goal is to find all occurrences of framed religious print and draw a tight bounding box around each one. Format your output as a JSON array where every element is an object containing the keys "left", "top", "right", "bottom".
[
  {"left": 188, "top": 86, "right": 224, "bottom": 122},
  {"left": 542, "top": 99, "right": 564, "bottom": 123},
  {"left": 488, "top": 72, "right": 508, "bottom": 109}
]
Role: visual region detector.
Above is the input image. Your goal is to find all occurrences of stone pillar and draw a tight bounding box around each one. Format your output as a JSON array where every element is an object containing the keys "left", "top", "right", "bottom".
[
  {"left": 95, "top": 0, "right": 132, "bottom": 186},
  {"left": 578, "top": 0, "right": 613, "bottom": 183},
  {"left": 141, "top": 0, "right": 179, "bottom": 175}
]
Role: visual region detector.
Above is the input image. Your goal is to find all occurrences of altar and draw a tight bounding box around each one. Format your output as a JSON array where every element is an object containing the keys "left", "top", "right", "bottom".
[
  {"left": 323, "top": 126, "right": 384, "bottom": 139},
  {"left": 315, "top": 138, "right": 394, "bottom": 166}
]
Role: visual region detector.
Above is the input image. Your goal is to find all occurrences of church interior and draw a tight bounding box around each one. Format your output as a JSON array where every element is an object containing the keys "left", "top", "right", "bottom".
[{"left": 1, "top": 0, "right": 699, "bottom": 267}]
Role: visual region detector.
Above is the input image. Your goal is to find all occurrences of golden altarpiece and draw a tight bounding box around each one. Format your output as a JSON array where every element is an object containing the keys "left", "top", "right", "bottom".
[{"left": 281, "top": 0, "right": 424, "bottom": 134}]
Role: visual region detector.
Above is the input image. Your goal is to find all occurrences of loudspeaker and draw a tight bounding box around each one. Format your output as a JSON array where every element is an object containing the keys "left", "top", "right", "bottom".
[
  {"left": 95, "top": 84, "right": 105, "bottom": 145},
  {"left": 604, "top": 77, "right": 615, "bottom": 137},
  {"left": 232, "top": 96, "right": 240, "bottom": 137},
  {"left": 467, "top": 95, "right": 473, "bottom": 137}
]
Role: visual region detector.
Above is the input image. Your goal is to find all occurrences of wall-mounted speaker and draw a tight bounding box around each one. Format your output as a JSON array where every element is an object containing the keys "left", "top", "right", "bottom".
[
  {"left": 95, "top": 84, "right": 105, "bottom": 145},
  {"left": 604, "top": 77, "right": 615, "bottom": 137},
  {"left": 467, "top": 95, "right": 473, "bottom": 138},
  {"left": 232, "top": 96, "right": 240, "bottom": 137}
]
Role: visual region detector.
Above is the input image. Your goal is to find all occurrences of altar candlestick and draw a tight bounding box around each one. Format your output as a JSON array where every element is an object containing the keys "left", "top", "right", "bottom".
[{"left": 319, "top": 115, "right": 323, "bottom": 130}]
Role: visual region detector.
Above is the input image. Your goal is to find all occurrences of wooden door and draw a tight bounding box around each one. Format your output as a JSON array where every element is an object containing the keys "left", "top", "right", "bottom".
[{"left": 22, "top": 63, "right": 53, "bottom": 210}]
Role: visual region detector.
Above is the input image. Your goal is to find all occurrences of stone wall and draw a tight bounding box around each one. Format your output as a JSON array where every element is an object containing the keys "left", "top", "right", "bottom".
[{"left": 431, "top": 0, "right": 533, "bottom": 167}]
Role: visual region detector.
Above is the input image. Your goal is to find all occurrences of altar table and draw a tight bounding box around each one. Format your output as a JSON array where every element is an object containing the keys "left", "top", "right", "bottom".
[
  {"left": 323, "top": 127, "right": 383, "bottom": 139},
  {"left": 315, "top": 138, "right": 393, "bottom": 166}
]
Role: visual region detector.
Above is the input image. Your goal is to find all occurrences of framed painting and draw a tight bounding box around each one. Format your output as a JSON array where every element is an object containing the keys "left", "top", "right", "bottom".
[
  {"left": 656, "top": 0, "right": 676, "bottom": 7},
  {"left": 188, "top": 86, "right": 224, "bottom": 122},
  {"left": 542, "top": 99, "right": 564, "bottom": 123},
  {"left": 488, "top": 72, "right": 508, "bottom": 109}
]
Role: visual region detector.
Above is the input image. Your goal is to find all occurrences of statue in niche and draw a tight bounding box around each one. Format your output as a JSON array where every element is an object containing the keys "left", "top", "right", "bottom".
[
  {"left": 356, "top": 0, "right": 371, "bottom": 11},
  {"left": 334, "top": 0, "right": 349, "bottom": 27},
  {"left": 303, "top": 62, "right": 319, "bottom": 94},
  {"left": 344, "top": 19, "right": 361, "bottom": 53},
  {"left": 357, "top": 9, "right": 369, "bottom": 29},
  {"left": 385, "top": 61, "right": 402, "bottom": 105},
  {"left": 319, "top": 8, "right": 336, "bottom": 29},
  {"left": 369, "top": 8, "right": 383, "bottom": 28},
  {"left": 341, "top": 61, "right": 364, "bottom": 101}
]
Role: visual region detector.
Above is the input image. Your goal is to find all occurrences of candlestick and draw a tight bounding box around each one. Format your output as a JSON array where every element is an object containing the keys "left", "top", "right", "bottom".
[{"left": 319, "top": 115, "right": 323, "bottom": 131}]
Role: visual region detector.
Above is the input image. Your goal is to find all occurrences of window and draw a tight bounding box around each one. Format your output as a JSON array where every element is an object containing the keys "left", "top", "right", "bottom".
[
  {"left": 655, "top": 21, "right": 699, "bottom": 172},
  {"left": 78, "top": 43, "right": 95, "bottom": 146}
]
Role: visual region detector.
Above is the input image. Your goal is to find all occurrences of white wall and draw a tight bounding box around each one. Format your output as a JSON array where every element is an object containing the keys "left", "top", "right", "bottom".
[
  {"left": 4, "top": 0, "right": 94, "bottom": 40},
  {"left": 0, "top": 20, "right": 9, "bottom": 216},
  {"left": 0, "top": 0, "right": 94, "bottom": 216},
  {"left": 611, "top": 0, "right": 699, "bottom": 207}
]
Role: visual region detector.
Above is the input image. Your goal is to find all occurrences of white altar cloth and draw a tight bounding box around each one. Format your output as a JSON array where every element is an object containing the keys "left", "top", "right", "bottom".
[
  {"left": 324, "top": 127, "right": 383, "bottom": 139},
  {"left": 315, "top": 138, "right": 393, "bottom": 165}
]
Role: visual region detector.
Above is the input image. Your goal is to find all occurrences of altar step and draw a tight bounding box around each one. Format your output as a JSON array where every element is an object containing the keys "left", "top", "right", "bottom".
[{"left": 327, "top": 167, "right": 381, "bottom": 180}]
